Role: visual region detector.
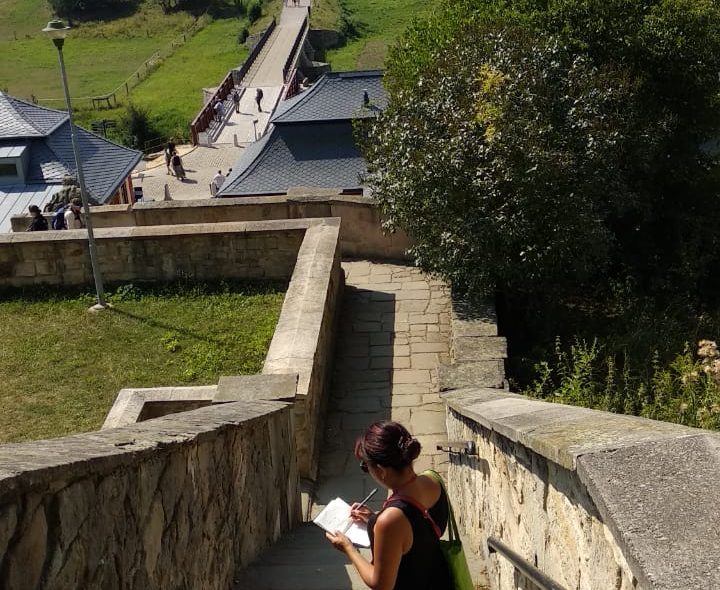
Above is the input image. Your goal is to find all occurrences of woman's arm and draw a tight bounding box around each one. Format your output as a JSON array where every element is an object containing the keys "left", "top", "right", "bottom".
[{"left": 326, "top": 508, "right": 410, "bottom": 590}]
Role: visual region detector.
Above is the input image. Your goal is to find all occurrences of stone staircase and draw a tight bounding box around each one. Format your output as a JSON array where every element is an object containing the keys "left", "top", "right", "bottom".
[{"left": 234, "top": 261, "right": 490, "bottom": 589}]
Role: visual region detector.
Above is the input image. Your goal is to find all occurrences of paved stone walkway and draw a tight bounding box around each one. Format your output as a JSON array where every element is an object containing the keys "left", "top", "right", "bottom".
[{"left": 234, "top": 261, "right": 452, "bottom": 589}]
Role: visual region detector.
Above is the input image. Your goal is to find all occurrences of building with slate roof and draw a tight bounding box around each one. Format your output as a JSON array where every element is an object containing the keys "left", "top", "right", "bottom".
[
  {"left": 218, "top": 70, "right": 386, "bottom": 197},
  {"left": 0, "top": 92, "right": 142, "bottom": 232}
]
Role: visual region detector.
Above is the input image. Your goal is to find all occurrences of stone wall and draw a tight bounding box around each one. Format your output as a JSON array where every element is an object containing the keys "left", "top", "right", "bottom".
[
  {"left": 262, "top": 222, "right": 343, "bottom": 480},
  {"left": 10, "top": 194, "right": 413, "bottom": 260},
  {"left": 0, "top": 400, "right": 300, "bottom": 590},
  {"left": 443, "top": 388, "right": 720, "bottom": 590},
  {"left": 0, "top": 220, "right": 307, "bottom": 288}
]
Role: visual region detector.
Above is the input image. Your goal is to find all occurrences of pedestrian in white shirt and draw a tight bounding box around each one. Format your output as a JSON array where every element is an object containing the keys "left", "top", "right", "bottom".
[
  {"left": 64, "top": 204, "right": 84, "bottom": 230},
  {"left": 212, "top": 170, "right": 225, "bottom": 197}
]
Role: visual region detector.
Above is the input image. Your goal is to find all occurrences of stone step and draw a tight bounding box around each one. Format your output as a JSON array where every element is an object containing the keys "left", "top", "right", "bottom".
[{"left": 234, "top": 523, "right": 369, "bottom": 589}]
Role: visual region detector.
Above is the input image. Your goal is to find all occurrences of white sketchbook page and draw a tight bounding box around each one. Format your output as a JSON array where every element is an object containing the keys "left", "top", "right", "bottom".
[{"left": 313, "top": 498, "right": 370, "bottom": 547}]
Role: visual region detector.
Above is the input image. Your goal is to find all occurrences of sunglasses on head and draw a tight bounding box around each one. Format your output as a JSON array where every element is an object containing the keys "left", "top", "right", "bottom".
[{"left": 360, "top": 461, "right": 369, "bottom": 473}]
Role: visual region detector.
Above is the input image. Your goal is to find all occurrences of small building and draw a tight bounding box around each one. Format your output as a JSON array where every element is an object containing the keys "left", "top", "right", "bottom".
[
  {"left": 0, "top": 92, "right": 142, "bottom": 232},
  {"left": 218, "top": 70, "right": 387, "bottom": 198}
]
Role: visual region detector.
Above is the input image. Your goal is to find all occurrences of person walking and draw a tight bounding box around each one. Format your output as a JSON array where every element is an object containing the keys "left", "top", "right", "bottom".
[
  {"left": 213, "top": 99, "right": 223, "bottom": 123},
  {"left": 232, "top": 89, "right": 241, "bottom": 113},
  {"left": 27, "top": 205, "right": 48, "bottom": 231},
  {"left": 255, "top": 88, "right": 264, "bottom": 112},
  {"left": 171, "top": 151, "right": 186, "bottom": 180},
  {"left": 64, "top": 201, "right": 85, "bottom": 230},
  {"left": 164, "top": 138, "right": 176, "bottom": 175},
  {"left": 212, "top": 170, "right": 226, "bottom": 196}
]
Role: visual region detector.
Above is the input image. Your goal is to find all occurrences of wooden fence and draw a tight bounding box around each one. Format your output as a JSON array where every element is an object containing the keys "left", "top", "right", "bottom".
[{"left": 190, "top": 18, "right": 277, "bottom": 145}]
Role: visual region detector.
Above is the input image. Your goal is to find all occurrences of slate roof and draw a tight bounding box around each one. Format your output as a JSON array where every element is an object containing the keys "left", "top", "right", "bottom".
[
  {"left": 220, "top": 71, "right": 386, "bottom": 197},
  {"left": 0, "top": 92, "right": 142, "bottom": 213},
  {"left": 218, "top": 122, "right": 365, "bottom": 196},
  {"left": 0, "top": 93, "right": 66, "bottom": 138},
  {"left": 271, "top": 70, "right": 386, "bottom": 124}
]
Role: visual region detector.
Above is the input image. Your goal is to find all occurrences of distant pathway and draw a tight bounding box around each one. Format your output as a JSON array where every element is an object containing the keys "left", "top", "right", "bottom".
[
  {"left": 132, "top": 1, "right": 312, "bottom": 201},
  {"left": 234, "top": 261, "right": 452, "bottom": 590}
]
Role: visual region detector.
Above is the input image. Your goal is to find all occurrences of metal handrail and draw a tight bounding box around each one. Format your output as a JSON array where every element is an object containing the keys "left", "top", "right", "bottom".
[{"left": 487, "top": 537, "right": 568, "bottom": 590}]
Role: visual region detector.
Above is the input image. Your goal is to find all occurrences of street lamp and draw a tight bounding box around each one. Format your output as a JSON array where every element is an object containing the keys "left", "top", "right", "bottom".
[{"left": 43, "top": 19, "right": 107, "bottom": 309}]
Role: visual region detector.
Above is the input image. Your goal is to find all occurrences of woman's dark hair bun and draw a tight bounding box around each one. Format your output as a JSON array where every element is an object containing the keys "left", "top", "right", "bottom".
[
  {"left": 403, "top": 439, "right": 421, "bottom": 462},
  {"left": 355, "top": 421, "right": 422, "bottom": 470}
]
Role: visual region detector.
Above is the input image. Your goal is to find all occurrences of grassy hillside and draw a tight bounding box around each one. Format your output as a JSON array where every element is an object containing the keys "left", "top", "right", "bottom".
[
  {"left": 1, "top": 0, "right": 266, "bottom": 141},
  {"left": 315, "top": 0, "right": 440, "bottom": 71}
]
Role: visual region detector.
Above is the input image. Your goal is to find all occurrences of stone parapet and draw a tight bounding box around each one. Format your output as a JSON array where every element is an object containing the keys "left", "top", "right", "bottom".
[
  {"left": 440, "top": 296, "right": 507, "bottom": 390},
  {"left": 0, "top": 219, "right": 313, "bottom": 288},
  {"left": 10, "top": 194, "right": 413, "bottom": 260},
  {"left": 263, "top": 221, "right": 344, "bottom": 480},
  {"left": 0, "top": 400, "right": 300, "bottom": 590},
  {"left": 443, "top": 388, "right": 720, "bottom": 590}
]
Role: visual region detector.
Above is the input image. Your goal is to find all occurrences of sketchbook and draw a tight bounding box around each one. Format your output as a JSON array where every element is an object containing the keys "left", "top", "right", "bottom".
[{"left": 313, "top": 498, "right": 371, "bottom": 547}]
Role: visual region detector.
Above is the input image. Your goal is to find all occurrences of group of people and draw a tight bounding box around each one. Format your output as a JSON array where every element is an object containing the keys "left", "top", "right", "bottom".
[
  {"left": 163, "top": 139, "right": 186, "bottom": 180},
  {"left": 27, "top": 199, "right": 84, "bottom": 232}
]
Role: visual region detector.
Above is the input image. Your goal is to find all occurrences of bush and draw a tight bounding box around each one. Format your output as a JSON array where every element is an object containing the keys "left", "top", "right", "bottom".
[
  {"left": 247, "top": 1, "right": 261, "bottom": 23},
  {"left": 363, "top": 0, "right": 720, "bottom": 301},
  {"left": 237, "top": 26, "right": 249, "bottom": 44},
  {"left": 526, "top": 338, "right": 720, "bottom": 431},
  {"left": 119, "top": 102, "right": 161, "bottom": 150}
]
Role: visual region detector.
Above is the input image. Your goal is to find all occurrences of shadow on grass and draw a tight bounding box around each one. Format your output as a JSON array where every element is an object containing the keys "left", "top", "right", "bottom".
[{"left": 108, "top": 306, "right": 228, "bottom": 346}]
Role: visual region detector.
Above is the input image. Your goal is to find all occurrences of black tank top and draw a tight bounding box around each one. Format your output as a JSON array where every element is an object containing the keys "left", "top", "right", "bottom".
[{"left": 367, "top": 488, "right": 452, "bottom": 590}]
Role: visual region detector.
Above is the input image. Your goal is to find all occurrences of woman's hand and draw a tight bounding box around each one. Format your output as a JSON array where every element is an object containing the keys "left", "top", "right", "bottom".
[
  {"left": 350, "top": 503, "right": 374, "bottom": 524},
  {"left": 326, "top": 530, "right": 354, "bottom": 554}
]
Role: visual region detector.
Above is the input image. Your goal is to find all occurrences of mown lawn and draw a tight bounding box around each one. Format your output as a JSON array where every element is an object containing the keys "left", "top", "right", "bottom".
[
  {"left": 74, "top": 15, "right": 251, "bottom": 141},
  {"left": 0, "top": 281, "right": 285, "bottom": 443},
  {"left": 322, "top": 0, "right": 439, "bottom": 71},
  {"left": 0, "top": 0, "right": 196, "bottom": 101}
]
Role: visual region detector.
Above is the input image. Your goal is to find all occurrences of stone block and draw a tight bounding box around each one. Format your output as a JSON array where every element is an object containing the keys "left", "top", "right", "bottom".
[
  {"left": 452, "top": 336, "right": 507, "bottom": 362},
  {"left": 214, "top": 374, "right": 298, "bottom": 403},
  {"left": 438, "top": 361, "right": 506, "bottom": 390}
]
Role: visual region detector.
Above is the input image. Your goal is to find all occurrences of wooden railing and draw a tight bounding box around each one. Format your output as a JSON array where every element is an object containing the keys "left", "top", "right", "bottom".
[{"left": 189, "top": 18, "right": 277, "bottom": 145}]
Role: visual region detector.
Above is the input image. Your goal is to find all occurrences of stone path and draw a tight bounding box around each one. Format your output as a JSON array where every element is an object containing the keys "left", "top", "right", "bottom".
[{"left": 234, "top": 261, "right": 452, "bottom": 589}]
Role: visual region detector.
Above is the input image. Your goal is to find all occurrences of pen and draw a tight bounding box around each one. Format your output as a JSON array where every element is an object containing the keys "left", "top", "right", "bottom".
[{"left": 357, "top": 487, "right": 378, "bottom": 507}]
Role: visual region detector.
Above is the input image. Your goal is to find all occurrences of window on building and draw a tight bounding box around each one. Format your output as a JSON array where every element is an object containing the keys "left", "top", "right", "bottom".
[{"left": 0, "top": 163, "right": 17, "bottom": 177}]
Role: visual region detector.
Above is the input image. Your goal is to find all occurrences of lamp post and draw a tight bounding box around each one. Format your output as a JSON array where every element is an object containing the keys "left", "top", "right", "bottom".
[{"left": 43, "top": 20, "right": 107, "bottom": 309}]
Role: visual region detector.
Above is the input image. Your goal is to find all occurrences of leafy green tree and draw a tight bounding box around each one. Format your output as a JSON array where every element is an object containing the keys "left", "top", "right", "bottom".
[{"left": 362, "top": 0, "right": 720, "bottom": 299}]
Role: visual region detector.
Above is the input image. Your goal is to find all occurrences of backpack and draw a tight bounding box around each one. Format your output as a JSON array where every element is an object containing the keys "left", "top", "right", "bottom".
[{"left": 52, "top": 207, "right": 66, "bottom": 230}]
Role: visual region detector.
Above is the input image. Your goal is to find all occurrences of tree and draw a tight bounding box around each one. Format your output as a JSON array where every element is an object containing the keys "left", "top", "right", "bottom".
[{"left": 362, "top": 0, "right": 720, "bottom": 299}]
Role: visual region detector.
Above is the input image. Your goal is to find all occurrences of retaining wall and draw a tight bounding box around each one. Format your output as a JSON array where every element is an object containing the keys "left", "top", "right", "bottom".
[
  {"left": 443, "top": 389, "right": 720, "bottom": 590},
  {"left": 10, "top": 194, "right": 412, "bottom": 260},
  {"left": 0, "top": 220, "right": 306, "bottom": 288},
  {"left": 0, "top": 400, "right": 300, "bottom": 590}
]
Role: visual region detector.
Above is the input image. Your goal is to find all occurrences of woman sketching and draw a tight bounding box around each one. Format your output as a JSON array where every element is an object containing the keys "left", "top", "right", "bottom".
[{"left": 325, "top": 421, "right": 452, "bottom": 590}]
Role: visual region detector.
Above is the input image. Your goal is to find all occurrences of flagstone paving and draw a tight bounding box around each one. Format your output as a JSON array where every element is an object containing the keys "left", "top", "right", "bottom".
[{"left": 234, "top": 260, "right": 455, "bottom": 589}]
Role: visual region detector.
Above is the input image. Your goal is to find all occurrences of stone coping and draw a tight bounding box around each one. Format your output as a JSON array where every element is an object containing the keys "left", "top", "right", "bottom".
[
  {"left": 443, "top": 388, "right": 720, "bottom": 590},
  {"left": 0, "top": 218, "right": 319, "bottom": 244},
  {"left": 0, "top": 400, "right": 290, "bottom": 502},
  {"left": 128, "top": 193, "right": 374, "bottom": 210}
]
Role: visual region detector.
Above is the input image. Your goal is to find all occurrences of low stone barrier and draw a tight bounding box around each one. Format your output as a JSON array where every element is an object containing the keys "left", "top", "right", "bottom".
[
  {"left": 10, "top": 194, "right": 413, "bottom": 260},
  {"left": 0, "top": 220, "right": 307, "bottom": 288},
  {"left": 443, "top": 388, "right": 720, "bottom": 590},
  {"left": 0, "top": 400, "right": 300, "bottom": 590}
]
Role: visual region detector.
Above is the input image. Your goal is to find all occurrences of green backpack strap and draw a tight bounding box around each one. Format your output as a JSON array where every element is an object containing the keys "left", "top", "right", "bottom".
[{"left": 423, "top": 469, "right": 460, "bottom": 543}]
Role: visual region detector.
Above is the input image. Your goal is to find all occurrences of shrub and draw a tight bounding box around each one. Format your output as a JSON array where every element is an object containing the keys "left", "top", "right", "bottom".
[
  {"left": 247, "top": 1, "right": 261, "bottom": 23},
  {"left": 237, "top": 26, "right": 249, "bottom": 44}
]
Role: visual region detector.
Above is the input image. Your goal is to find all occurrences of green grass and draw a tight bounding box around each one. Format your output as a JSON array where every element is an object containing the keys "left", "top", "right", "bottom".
[
  {"left": 74, "top": 15, "right": 251, "bottom": 141},
  {"left": 0, "top": 281, "right": 285, "bottom": 443},
  {"left": 323, "top": 0, "right": 439, "bottom": 71},
  {"left": 0, "top": 0, "right": 196, "bottom": 101}
]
